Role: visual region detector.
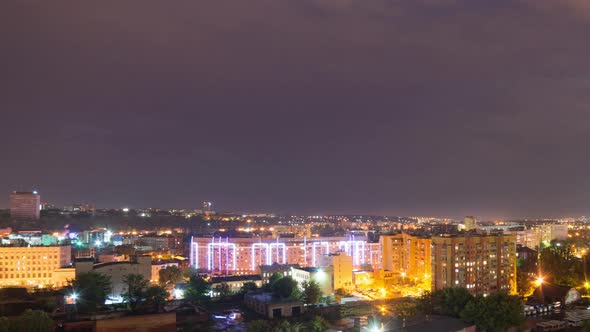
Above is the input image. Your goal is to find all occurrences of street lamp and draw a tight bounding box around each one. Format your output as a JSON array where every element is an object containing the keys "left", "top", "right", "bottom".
[{"left": 535, "top": 277, "right": 544, "bottom": 287}]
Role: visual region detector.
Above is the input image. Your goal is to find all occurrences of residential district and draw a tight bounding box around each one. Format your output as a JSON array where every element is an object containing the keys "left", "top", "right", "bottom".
[{"left": 2, "top": 191, "right": 590, "bottom": 331}]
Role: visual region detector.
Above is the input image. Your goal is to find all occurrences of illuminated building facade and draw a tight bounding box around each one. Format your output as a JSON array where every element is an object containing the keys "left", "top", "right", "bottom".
[
  {"left": 190, "top": 236, "right": 381, "bottom": 275},
  {"left": 319, "top": 253, "right": 353, "bottom": 291},
  {"left": 381, "top": 233, "right": 431, "bottom": 280},
  {"left": 0, "top": 245, "right": 72, "bottom": 288},
  {"left": 431, "top": 234, "right": 516, "bottom": 296},
  {"left": 10, "top": 191, "right": 41, "bottom": 220},
  {"left": 463, "top": 216, "right": 477, "bottom": 231}
]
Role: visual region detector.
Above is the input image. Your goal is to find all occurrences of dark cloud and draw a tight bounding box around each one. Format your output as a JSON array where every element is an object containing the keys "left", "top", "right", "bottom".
[{"left": 1, "top": 0, "right": 590, "bottom": 219}]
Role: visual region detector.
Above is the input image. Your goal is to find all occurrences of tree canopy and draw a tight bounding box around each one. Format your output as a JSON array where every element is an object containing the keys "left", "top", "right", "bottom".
[
  {"left": 70, "top": 271, "right": 112, "bottom": 313},
  {"left": 461, "top": 292, "right": 524, "bottom": 332},
  {"left": 185, "top": 275, "right": 212, "bottom": 303},
  {"left": 122, "top": 273, "right": 150, "bottom": 313},
  {"left": 271, "top": 276, "right": 299, "bottom": 299},
  {"left": 159, "top": 265, "right": 183, "bottom": 285},
  {"left": 301, "top": 280, "right": 322, "bottom": 305}
]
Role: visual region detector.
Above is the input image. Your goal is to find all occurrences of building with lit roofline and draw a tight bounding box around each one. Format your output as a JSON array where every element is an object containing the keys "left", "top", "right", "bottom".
[{"left": 190, "top": 236, "right": 381, "bottom": 275}]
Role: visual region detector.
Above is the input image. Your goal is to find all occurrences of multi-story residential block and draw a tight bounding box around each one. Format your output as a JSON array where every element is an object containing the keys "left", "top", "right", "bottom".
[
  {"left": 9, "top": 191, "right": 40, "bottom": 220},
  {"left": 190, "top": 236, "right": 381, "bottom": 275},
  {"left": 431, "top": 234, "right": 516, "bottom": 296},
  {"left": 0, "top": 245, "right": 72, "bottom": 288},
  {"left": 381, "top": 233, "right": 431, "bottom": 280}
]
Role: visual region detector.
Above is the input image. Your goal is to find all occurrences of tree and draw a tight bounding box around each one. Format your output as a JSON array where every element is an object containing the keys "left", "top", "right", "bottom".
[
  {"left": 159, "top": 265, "right": 183, "bottom": 285},
  {"left": 247, "top": 320, "right": 271, "bottom": 332},
  {"left": 71, "top": 271, "right": 112, "bottom": 313},
  {"left": 185, "top": 275, "right": 211, "bottom": 303},
  {"left": 122, "top": 273, "right": 149, "bottom": 313},
  {"left": 307, "top": 316, "right": 329, "bottom": 332},
  {"left": 115, "top": 245, "right": 136, "bottom": 259},
  {"left": 435, "top": 287, "right": 474, "bottom": 317},
  {"left": 12, "top": 310, "right": 54, "bottom": 332},
  {"left": 461, "top": 292, "right": 524, "bottom": 332},
  {"left": 215, "top": 283, "right": 232, "bottom": 298},
  {"left": 271, "top": 276, "right": 298, "bottom": 299},
  {"left": 416, "top": 291, "right": 435, "bottom": 319},
  {"left": 182, "top": 266, "right": 198, "bottom": 279},
  {"left": 301, "top": 280, "right": 322, "bottom": 305},
  {"left": 239, "top": 281, "right": 258, "bottom": 295},
  {"left": 516, "top": 269, "right": 535, "bottom": 297},
  {"left": 540, "top": 244, "right": 583, "bottom": 287},
  {"left": 394, "top": 300, "right": 417, "bottom": 328},
  {"left": 146, "top": 285, "right": 170, "bottom": 312},
  {"left": 264, "top": 272, "right": 284, "bottom": 291}
]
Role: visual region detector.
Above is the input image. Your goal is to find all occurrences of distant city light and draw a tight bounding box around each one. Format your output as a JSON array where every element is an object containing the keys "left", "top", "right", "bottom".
[{"left": 122, "top": 207, "right": 129, "bottom": 212}]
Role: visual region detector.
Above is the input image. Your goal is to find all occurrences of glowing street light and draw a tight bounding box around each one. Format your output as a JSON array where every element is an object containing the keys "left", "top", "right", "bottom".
[{"left": 535, "top": 277, "right": 544, "bottom": 286}]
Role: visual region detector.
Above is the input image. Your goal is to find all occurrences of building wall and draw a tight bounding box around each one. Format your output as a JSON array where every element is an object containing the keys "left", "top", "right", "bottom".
[
  {"left": 9, "top": 192, "right": 40, "bottom": 220},
  {"left": 0, "top": 245, "right": 71, "bottom": 288},
  {"left": 191, "top": 236, "right": 381, "bottom": 274},
  {"left": 75, "top": 255, "right": 152, "bottom": 302},
  {"left": 320, "top": 253, "right": 353, "bottom": 291},
  {"left": 431, "top": 234, "right": 516, "bottom": 296},
  {"left": 380, "top": 233, "right": 431, "bottom": 280}
]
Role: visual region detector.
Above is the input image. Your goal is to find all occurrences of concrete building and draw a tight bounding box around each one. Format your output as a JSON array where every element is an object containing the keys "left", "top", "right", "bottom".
[
  {"left": 259, "top": 263, "right": 300, "bottom": 284},
  {"left": 463, "top": 216, "right": 477, "bottom": 231},
  {"left": 151, "top": 260, "right": 179, "bottom": 284},
  {"left": 75, "top": 255, "right": 151, "bottom": 303},
  {"left": 536, "top": 224, "right": 568, "bottom": 243},
  {"left": 319, "top": 253, "right": 353, "bottom": 291},
  {"left": 9, "top": 191, "right": 40, "bottom": 220},
  {"left": 381, "top": 233, "right": 431, "bottom": 280},
  {"left": 0, "top": 245, "right": 72, "bottom": 288},
  {"left": 210, "top": 275, "right": 263, "bottom": 296},
  {"left": 190, "top": 236, "right": 381, "bottom": 275},
  {"left": 431, "top": 234, "right": 517, "bottom": 296},
  {"left": 244, "top": 293, "right": 304, "bottom": 319},
  {"left": 291, "top": 266, "right": 334, "bottom": 297}
]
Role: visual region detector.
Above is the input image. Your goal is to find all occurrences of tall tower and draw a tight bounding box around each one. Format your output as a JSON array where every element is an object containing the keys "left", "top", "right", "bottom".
[
  {"left": 10, "top": 191, "right": 41, "bottom": 220},
  {"left": 464, "top": 216, "right": 477, "bottom": 231}
]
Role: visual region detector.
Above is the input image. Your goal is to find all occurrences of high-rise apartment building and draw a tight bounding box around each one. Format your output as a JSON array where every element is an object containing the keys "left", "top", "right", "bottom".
[
  {"left": 431, "top": 234, "right": 516, "bottom": 296},
  {"left": 10, "top": 191, "right": 41, "bottom": 220},
  {"left": 381, "top": 233, "right": 431, "bottom": 280}
]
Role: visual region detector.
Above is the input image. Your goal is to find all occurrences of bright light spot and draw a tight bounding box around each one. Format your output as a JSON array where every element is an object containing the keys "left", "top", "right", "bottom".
[
  {"left": 370, "top": 327, "right": 382, "bottom": 332},
  {"left": 33, "top": 191, "right": 38, "bottom": 195},
  {"left": 535, "top": 277, "right": 544, "bottom": 286},
  {"left": 585, "top": 282, "right": 589, "bottom": 288},
  {"left": 400, "top": 272, "right": 406, "bottom": 278},
  {"left": 315, "top": 270, "right": 326, "bottom": 281},
  {"left": 122, "top": 207, "right": 129, "bottom": 212},
  {"left": 94, "top": 240, "right": 101, "bottom": 247},
  {"left": 173, "top": 288, "right": 184, "bottom": 299}
]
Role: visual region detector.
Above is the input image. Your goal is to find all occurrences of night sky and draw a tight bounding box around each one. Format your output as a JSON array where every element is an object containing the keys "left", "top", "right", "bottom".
[{"left": 2, "top": 0, "right": 590, "bottom": 219}]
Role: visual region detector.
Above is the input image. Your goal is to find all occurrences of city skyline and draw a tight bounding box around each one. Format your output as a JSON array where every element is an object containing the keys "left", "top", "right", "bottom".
[{"left": 3, "top": 1, "right": 590, "bottom": 219}]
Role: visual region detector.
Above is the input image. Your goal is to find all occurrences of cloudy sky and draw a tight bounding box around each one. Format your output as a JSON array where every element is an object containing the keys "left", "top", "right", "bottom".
[{"left": 2, "top": 0, "right": 590, "bottom": 219}]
